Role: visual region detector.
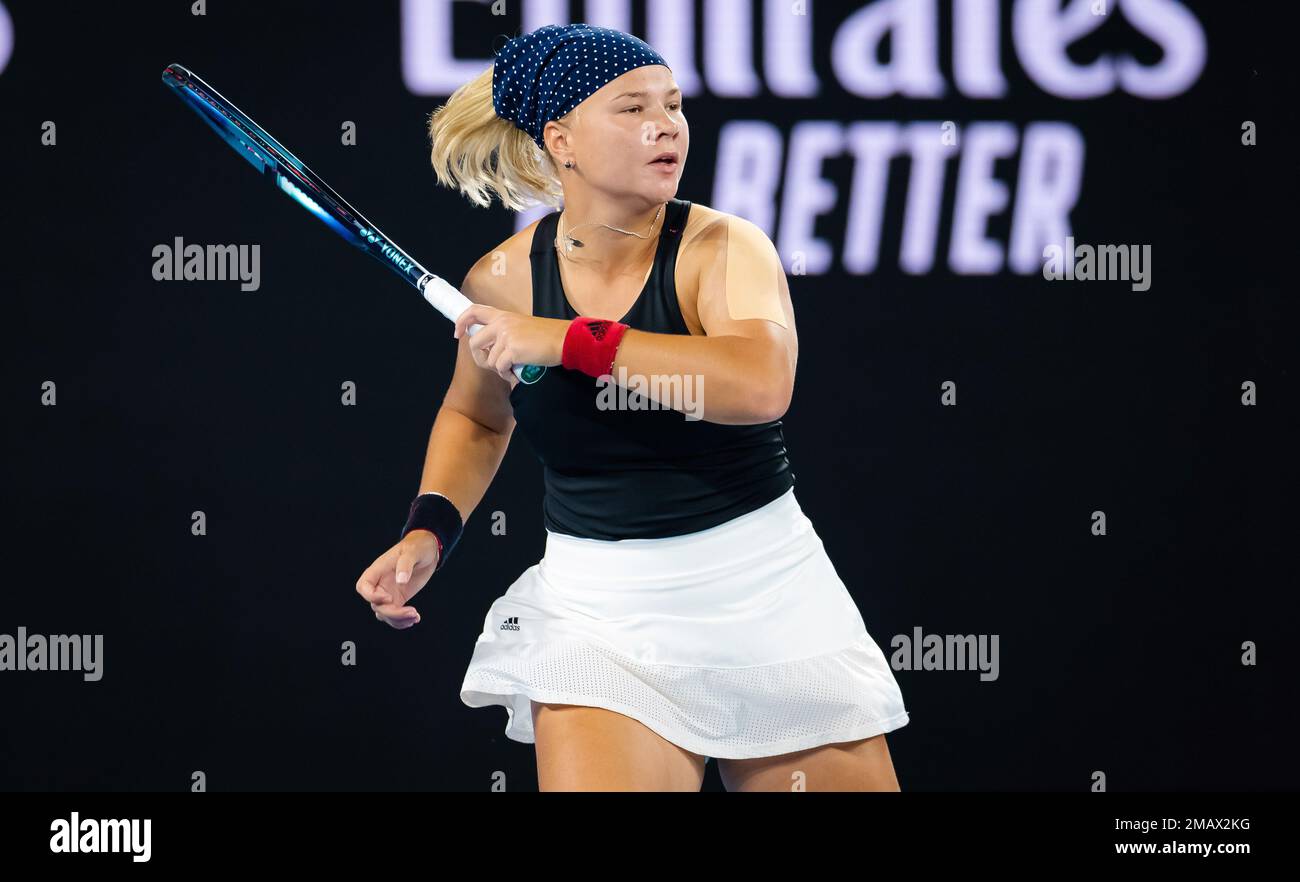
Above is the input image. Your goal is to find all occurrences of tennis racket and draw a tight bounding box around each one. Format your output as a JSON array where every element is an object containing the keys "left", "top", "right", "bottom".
[{"left": 161, "top": 62, "right": 545, "bottom": 385}]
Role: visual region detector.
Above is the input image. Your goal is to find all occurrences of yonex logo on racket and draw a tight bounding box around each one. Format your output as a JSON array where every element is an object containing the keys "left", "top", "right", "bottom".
[{"left": 359, "top": 227, "right": 417, "bottom": 274}]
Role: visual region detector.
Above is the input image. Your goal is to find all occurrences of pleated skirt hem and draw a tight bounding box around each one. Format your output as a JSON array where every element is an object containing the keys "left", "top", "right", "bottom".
[{"left": 460, "top": 631, "right": 910, "bottom": 762}]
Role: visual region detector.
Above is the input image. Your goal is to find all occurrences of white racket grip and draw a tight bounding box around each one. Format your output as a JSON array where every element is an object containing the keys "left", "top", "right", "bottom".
[
  {"left": 421, "top": 274, "right": 470, "bottom": 321},
  {"left": 421, "top": 274, "right": 533, "bottom": 383}
]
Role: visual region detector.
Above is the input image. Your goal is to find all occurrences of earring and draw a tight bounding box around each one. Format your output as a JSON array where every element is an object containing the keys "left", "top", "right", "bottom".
[{"left": 564, "top": 160, "right": 573, "bottom": 169}]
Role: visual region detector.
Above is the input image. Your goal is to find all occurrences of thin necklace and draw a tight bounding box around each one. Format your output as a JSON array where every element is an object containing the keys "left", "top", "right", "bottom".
[{"left": 556, "top": 203, "right": 665, "bottom": 254}]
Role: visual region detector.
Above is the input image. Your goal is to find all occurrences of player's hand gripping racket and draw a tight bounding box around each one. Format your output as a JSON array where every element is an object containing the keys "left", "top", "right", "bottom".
[{"left": 161, "top": 63, "right": 545, "bottom": 385}]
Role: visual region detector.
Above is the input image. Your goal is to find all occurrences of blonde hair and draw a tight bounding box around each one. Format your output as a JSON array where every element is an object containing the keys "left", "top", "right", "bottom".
[{"left": 428, "top": 66, "right": 564, "bottom": 210}]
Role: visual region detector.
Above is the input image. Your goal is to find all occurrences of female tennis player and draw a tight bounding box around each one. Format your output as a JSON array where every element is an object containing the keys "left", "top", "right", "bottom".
[{"left": 354, "top": 23, "right": 910, "bottom": 791}]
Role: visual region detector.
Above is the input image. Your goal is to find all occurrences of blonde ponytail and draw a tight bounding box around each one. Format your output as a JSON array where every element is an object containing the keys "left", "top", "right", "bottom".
[{"left": 428, "top": 66, "right": 563, "bottom": 211}]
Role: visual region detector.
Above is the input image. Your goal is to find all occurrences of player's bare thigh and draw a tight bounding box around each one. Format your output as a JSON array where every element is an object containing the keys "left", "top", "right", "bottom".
[
  {"left": 530, "top": 701, "right": 708, "bottom": 791},
  {"left": 716, "top": 733, "right": 902, "bottom": 792}
]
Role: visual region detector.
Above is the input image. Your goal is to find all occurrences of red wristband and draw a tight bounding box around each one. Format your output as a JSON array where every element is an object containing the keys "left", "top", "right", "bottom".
[{"left": 562, "top": 316, "right": 629, "bottom": 378}]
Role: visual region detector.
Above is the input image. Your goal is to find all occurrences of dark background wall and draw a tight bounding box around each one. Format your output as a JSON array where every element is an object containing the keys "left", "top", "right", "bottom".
[{"left": 1, "top": 0, "right": 1292, "bottom": 791}]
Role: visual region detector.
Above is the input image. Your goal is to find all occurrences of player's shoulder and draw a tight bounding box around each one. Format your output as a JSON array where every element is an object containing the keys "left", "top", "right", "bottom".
[
  {"left": 679, "top": 202, "right": 779, "bottom": 263},
  {"left": 461, "top": 217, "right": 547, "bottom": 310},
  {"left": 680, "top": 202, "right": 730, "bottom": 243}
]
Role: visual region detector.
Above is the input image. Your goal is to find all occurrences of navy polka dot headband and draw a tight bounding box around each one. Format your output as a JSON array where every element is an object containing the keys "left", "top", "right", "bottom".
[{"left": 492, "top": 24, "right": 670, "bottom": 149}]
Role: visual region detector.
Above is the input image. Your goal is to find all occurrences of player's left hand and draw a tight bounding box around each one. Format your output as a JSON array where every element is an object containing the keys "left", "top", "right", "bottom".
[{"left": 453, "top": 305, "right": 567, "bottom": 384}]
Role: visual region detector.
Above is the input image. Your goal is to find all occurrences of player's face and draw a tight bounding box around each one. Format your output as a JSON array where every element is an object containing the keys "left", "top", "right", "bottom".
[{"left": 560, "top": 65, "right": 688, "bottom": 206}]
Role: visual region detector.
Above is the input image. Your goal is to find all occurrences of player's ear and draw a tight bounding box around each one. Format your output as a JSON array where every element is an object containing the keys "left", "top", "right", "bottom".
[{"left": 544, "top": 119, "right": 575, "bottom": 170}]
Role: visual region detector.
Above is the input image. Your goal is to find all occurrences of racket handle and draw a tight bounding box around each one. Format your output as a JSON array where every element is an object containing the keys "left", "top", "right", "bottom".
[{"left": 421, "top": 275, "right": 546, "bottom": 385}]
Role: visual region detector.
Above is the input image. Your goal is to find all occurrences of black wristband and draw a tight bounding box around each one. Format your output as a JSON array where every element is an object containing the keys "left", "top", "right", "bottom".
[{"left": 400, "top": 492, "right": 464, "bottom": 571}]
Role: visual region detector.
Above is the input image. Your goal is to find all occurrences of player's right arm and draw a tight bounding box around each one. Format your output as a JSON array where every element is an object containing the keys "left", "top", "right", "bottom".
[
  {"left": 355, "top": 225, "right": 536, "bottom": 626},
  {"left": 415, "top": 225, "right": 538, "bottom": 522}
]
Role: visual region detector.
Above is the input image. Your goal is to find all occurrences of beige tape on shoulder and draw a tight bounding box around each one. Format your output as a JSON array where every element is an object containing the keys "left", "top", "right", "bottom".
[{"left": 722, "top": 217, "right": 789, "bottom": 328}]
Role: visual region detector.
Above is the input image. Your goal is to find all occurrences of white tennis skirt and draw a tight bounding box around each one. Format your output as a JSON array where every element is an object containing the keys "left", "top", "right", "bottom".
[{"left": 459, "top": 486, "right": 910, "bottom": 761}]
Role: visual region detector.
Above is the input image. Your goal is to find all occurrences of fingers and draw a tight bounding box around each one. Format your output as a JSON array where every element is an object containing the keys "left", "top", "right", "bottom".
[
  {"left": 394, "top": 539, "right": 437, "bottom": 586},
  {"left": 357, "top": 532, "right": 441, "bottom": 629},
  {"left": 493, "top": 346, "right": 516, "bottom": 382},
  {"left": 453, "top": 304, "right": 495, "bottom": 340},
  {"left": 355, "top": 558, "right": 394, "bottom": 606},
  {"left": 455, "top": 306, "right": 518, "bottom": 378},
  {"left": 373, "top": 601, "right": 421, "bottom": 629},
  {"left": 452, "top": 306, "right": 476, "bottom": 339},
  {"left": 467, "top": 326, "right": 501, "bottom": 370},
  {"left": 466, "top": 323, "right": 513, "bottom": 379}
]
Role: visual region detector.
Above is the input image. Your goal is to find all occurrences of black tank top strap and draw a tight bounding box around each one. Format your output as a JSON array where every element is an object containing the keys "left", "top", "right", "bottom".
[
  {"left": 528, "top": 210, "right": 565, "bottom": 319},
  {"left": 643, "top": 199, "right": 692, "bottom": 334}
]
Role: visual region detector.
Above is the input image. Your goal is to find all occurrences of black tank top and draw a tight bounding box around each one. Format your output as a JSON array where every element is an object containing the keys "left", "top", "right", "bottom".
[{"left": 508, "top": 198, "right": 796, "bottom": 540}]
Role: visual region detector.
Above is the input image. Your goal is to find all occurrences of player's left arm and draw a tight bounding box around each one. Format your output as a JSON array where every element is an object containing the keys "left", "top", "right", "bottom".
[{"left": 608, "top": 214, "right": 798, "bottom": 425}]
